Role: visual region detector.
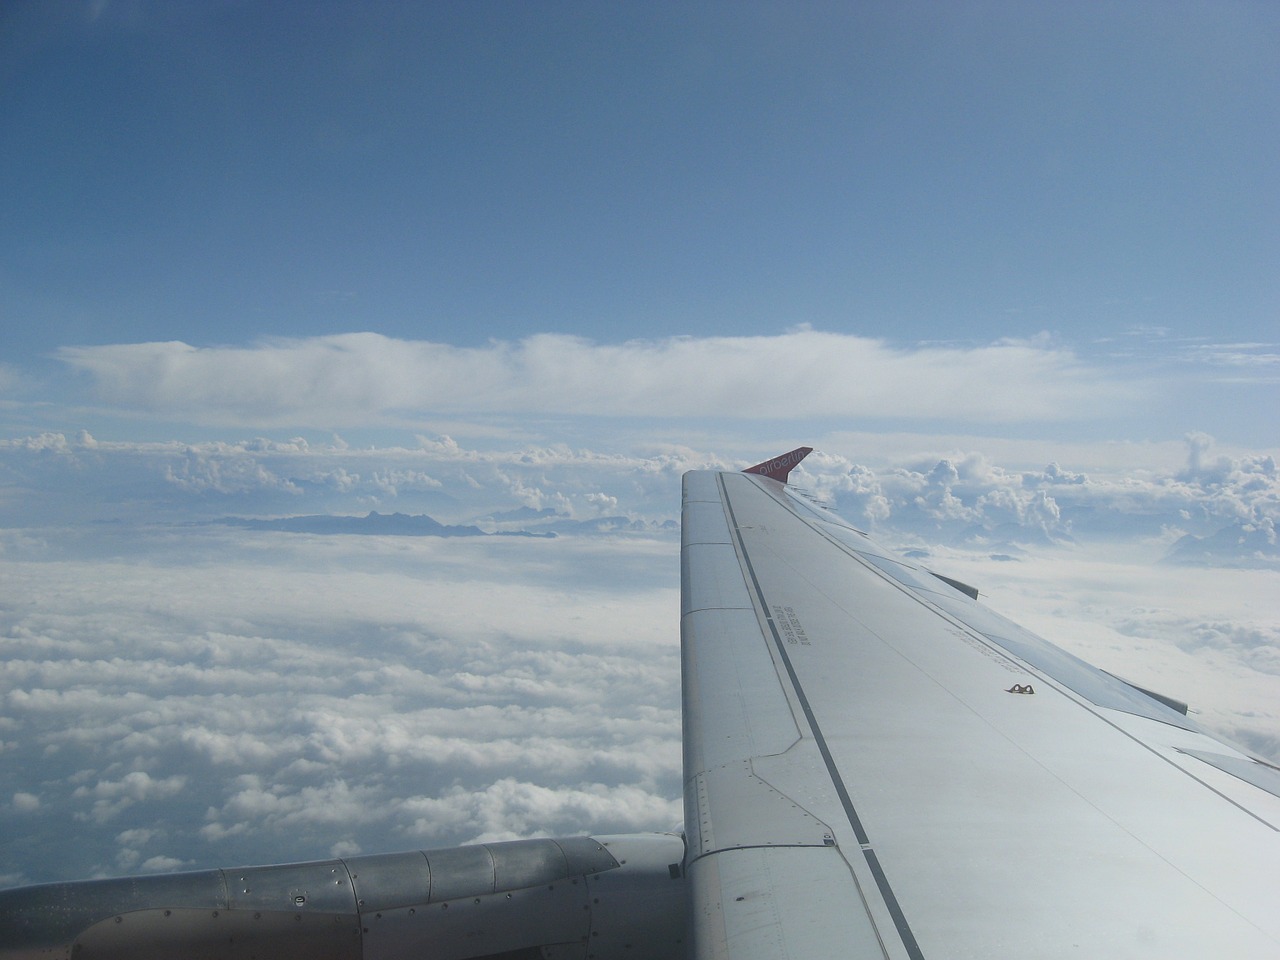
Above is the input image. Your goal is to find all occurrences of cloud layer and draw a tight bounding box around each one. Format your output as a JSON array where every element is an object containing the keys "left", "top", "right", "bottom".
[
  {"left": 0, "top": 431, "right": 1275, "bottom": 888},
  {"left": 0, "top": 527, "right": 681, "bottom": 887},
  {"left": 4, "top": 429, "right": 1274, "bottom": 552},
  {"left": 54, "top": 331, "right": 1140, "bottom": 427}
]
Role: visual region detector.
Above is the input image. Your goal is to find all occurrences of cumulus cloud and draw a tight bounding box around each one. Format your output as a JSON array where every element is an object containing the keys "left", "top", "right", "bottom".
[
  {"left": 140, "top": 855, "right": 191, "bottom": 872},
  {"left": 72, "top": 772, "right": 188, "bottom": 824},
  {"left": 401, "top": 778, "right": 682, "bottom": 844},
  {"left": 55, "top": 331, "right": 1140, "bottom": 427},
  {"left": 796, "top": 435, "right": 1280, "bottom": 554}
]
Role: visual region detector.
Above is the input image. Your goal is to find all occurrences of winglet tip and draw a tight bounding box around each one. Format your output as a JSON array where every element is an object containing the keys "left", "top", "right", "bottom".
[{"left": 743, "top": 446, "right": 814, "bottom": 483}]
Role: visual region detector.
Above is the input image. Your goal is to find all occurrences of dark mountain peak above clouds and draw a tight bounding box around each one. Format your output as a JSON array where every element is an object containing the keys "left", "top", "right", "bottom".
[
  {"left": 209, "top": 510, "right": 678, "bottom": 539},
  {"left": 1164, "top": 519, "right": 1280, "bottom": 568},
  {"left": 213, "top": 512, "right": 553, "bottom": 538}
]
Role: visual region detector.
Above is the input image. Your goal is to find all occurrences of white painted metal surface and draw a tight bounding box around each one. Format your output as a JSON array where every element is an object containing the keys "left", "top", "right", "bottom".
[{"left": 682, "top": 468, "right": 1280, "bottom": 960}]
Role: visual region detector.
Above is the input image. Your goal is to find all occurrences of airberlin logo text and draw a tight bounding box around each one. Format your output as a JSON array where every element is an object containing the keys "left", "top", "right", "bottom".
[
  {"left": 745, "top": 446, "right": 812, "bottom": 480},
  {"left": 760, "top": 451, "right": 804, "bottom": 472}
]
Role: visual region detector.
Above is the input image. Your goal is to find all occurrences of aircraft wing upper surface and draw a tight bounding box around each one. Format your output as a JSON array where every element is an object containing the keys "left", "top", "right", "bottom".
[{"left": 681, "top": 459, "right": 1280, "bottom": 960}]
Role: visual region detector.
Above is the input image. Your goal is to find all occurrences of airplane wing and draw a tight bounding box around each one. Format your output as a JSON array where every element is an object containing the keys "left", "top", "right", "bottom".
[{"left": 682, "top": 450, "right": 1280, "bottom": 959}]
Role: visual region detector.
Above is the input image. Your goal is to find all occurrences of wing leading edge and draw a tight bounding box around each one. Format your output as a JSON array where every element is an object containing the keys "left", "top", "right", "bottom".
[{"left": 682, "top": 454, "right": 1280, "bottom": 960}]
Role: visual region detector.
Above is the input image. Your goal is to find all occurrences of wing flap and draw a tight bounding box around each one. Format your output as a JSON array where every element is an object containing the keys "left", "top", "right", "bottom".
[
  {"left": 689, "top": 848, "right": 888, "bottom": 960},
  {"left": 681, "top": 607, "right": 799, "bottom": 777},
  {"left": 689, "top": 758, "right": 835, "bottom": 856},
  {"left": 683, "top": 499, "right": 736, "bottom": 547},
  {"left": 681, "top": 543, "right": 752, "bottom": 616}
]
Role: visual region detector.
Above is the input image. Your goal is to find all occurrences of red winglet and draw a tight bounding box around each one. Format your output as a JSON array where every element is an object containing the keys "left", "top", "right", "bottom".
[{"left": 743, "top": 446, "right": 813, "bottom": 483}]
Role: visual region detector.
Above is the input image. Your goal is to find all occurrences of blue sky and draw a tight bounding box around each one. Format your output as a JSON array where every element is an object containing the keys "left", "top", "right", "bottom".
[
  {"left": 1, "top": 1, "right": 1277, "bottom": 447},
  {"left": 1, "top": 2, "right": 1278, "bottom": 886}
]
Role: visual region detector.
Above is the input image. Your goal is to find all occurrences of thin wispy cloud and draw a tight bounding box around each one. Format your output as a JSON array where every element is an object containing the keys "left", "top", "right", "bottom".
[{"left": 55, "top": 331, "right": 1141, "bottom": 428}]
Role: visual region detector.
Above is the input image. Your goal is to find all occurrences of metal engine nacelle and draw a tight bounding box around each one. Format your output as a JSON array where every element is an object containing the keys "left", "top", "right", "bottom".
[{"left": 0, "top": 834, "right": 687, "bottom": 960}]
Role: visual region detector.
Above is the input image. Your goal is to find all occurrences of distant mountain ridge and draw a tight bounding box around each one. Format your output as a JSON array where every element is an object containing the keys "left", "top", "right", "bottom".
[
  {"left": 211, "top": 510, "right": 678, "bottom": 539},
  {"left": 213, "top": 511, "right": 553, "bottom": 538},
  {"left": 1164, "top": 519, "right": 1279, "bottom": 568}
]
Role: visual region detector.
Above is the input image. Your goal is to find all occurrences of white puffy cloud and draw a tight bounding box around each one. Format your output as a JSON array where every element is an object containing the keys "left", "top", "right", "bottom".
[
  {"left": 797, "top": 434, "right": 1280, "bottom": 554},
  {"left": 72, "top": 772, "right": 188, "bottom": 824},
  {"left": 54, "top": 331, "right": 1139, "bottom": 427},
  {"left": 400, "top": 778, "right": 682, "bottom": 844},
  {"left": 139, "top": 855, "right": 191, "bottom": 872}
]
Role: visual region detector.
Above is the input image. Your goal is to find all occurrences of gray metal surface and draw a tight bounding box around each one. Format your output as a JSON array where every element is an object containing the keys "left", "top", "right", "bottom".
[
  {"left": 581, "top": 835, "right": 688, "bottom": 960},
  {"left": 784, "top": 483, "right": 1205, "bottom": 729},
  {"left": 347, "top": 852, "right": 431, "bottom": 913},
  {"left": 0, "top": 871, "right": 232, "bottom": 959},
  {"left": 0, "top": 835, "right": 682, "bottom": 960},
  {"left": 682, "top": 468, "right": 1280, "bottom": 960},
  {"left": 418, "top": 844, "right": 500, "bottom": 903}
]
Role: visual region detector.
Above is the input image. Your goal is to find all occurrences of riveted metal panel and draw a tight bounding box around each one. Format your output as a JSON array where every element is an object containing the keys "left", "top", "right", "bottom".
[
  {"left": 689, "top": 758, "right": 834, "bottom": 859},
  {"left": 360, "top": 879, "right": 590, "bottom": 960},
  {"left": 228, "top": 861, "right": 356, "bottom": 914},
  {"left": 0, "top": 870, "right": 227, "bottom": 958},
  {"left": 553, "top": 837, "right": 620, "bottom": 878},
  {"left": 73, "top": 906, "right": 361, "bottom": 960},
  {"left": 346, "top": 851, "right": 431, "bottom": 913},
  {"left": 583, "top": 835, "right": 687, "bottom": 960},
  {"left": 488, "top": 839, "right": 570, "bottom": 892},
  {"left": 356, "top": 838, "right": 632, "bottom": 960},
  {"left": 424, "top": 845, "right": 496, "bottom": 902}
]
